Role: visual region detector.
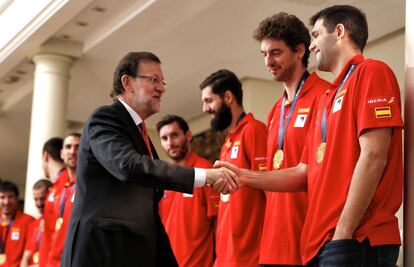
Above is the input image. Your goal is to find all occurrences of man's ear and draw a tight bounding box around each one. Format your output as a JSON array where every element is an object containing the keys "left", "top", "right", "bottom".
[
  {"left": 42, "top": 151, "right": 49, "bottom": 162},
  {"left": 121, "top": 74, "right": 133, "bottom": 92},
  {"left": 223, "top": 90, "right": 233, "bottom": 105},
  {"left": 185, "top": 130, "right": 192, "bottom": 142},
  {"left": 295, "top": 43, "right": 306, "bottom": 62},
  {"left": 336, "top": 23, "right": 346, "bottom": 40}
]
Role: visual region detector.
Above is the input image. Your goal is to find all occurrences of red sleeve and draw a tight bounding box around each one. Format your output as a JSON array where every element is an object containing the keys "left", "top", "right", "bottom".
[
  {"left": 245, "top": 121, "right": 268, "bottom": 171},
  {"left": 354, "top": 61, "right": 403, "bottom": 135}
]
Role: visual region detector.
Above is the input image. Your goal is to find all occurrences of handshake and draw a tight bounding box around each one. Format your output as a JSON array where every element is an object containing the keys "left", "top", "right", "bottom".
[{"left": 204, "top": 161, "right": 245, "bottom": 194}]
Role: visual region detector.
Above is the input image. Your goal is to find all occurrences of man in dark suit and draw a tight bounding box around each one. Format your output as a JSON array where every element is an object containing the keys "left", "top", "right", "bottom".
[{"left": 61, "top": 52, "right": 236, "bottom": 267}]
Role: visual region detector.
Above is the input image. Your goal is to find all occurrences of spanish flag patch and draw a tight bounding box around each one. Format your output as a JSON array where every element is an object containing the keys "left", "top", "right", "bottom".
[{"left": 375, "top": 106, "right": 392, "bottom": 118}]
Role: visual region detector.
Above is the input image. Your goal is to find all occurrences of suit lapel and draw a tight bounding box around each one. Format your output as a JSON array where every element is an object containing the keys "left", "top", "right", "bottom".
[{"left": 112, "top": 101, "right": 154, "bottom": 157}]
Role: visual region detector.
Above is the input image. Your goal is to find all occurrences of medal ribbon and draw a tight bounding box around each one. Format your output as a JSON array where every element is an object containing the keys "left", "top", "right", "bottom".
[
  {"left": 225, "top": 112, "right": 246, "bottom": 151},
  {"left": 236, "top": 112, "right": 246, "bottom": 126},
  {"left": 59, "top": 183, "right": 76, "bottom": 218},
  {"left": 321, "top": 64, "right": 357, "bottom": 142},
  {"left": 0, "top": 212, "right": 16, "bottom": 254},
  {"left": 35, "top": 219, "right": 43, "bottom": 251},
  {"left": 277, "top": 71, "right": 310, "bottom": 150}
]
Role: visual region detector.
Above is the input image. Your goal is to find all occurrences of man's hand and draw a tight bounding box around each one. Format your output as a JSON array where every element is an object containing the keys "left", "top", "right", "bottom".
[
  {"left": 205, "top": 167, "right": 238, "bottom": 194},
  {"left": 213, "top": 161, "right": 244, "bottom": 187}
]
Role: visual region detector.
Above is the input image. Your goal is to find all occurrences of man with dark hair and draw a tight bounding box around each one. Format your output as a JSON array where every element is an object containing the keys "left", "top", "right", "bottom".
[
  {"left": 216, "top": 5, "right": 403, "bottom": 267},
  {"left": 41, "top": 137, "right": 64, "bottom": 183},
  {"left": 41, "top": 133, "right": 80, "bottom": 267},
  {"left": 0, "top": 181, "right": 34, "bottom": 267},
  {"left": 199, "top": 69, "right": 243, "bottom": 132},
  {"left": 157, "top": 114, "right": 219, "bottom": 267},
  {"left": 20, "top": 179, "right": 52, "bottom": 267},
  {"left": 200, "top": 69, "right": 268, "bottom": 267},
  {"left": 45, "top": 133, "right": 80, "bottom": 267},
  {"left": 252, "top": 13, "right": 331, "bottom": 266},
  {"left": 38, "top": 137, "right": 64, "bottom": 267},
  {"left": 61, "top": 52, "right": 236, "bottom": 267}
]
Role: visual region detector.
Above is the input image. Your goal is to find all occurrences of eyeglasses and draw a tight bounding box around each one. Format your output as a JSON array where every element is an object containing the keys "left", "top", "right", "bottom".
[{"left": 135, "top": 75, "right": 167, "bottom": 87}]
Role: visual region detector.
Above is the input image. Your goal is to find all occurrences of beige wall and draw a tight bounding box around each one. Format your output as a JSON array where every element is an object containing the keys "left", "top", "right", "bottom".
[{"left": 242, "top": 77, "right": 282, "bottom": 124}]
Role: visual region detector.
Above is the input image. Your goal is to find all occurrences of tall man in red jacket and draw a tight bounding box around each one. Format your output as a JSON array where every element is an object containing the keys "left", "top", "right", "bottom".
[{"left": 253, "top": 13, "right": 331, "bottom": 266}]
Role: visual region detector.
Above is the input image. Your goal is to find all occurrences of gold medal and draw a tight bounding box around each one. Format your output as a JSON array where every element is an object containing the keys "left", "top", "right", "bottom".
[
  {"left": 0, "top": 254, "right": 6, "bottom": 265},
  {"left": 55, "top": 217, "right": 63, "bottom": 231},
  {"left": 33, "top": 251, "right": 39, "bottom": 264},
  {"left": 316, "top": 142, "right": 326, "bottom": 164},
  {"left": 273, "top": 149, "right": 284, "bottom": 169}
]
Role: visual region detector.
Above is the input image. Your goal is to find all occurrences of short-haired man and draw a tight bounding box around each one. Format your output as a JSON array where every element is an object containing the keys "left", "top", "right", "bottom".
[
  {"left": 40, "top": 134, "right": 80, "bottom": 267},
  {"left": 157, "top": 115, "right": 219, "bottom": 267},
  {"left": 216, "top": 5, "right": 403, "bottom": 267},
  {"left": 45, "top": 133, "right": 80, "bottom": 267},
  {"left": 0, "top": 181, "right": 34, "bottom": 267},
  {"left": 253, "top": 13, "right": 331, "bottom": 266},
  {"left": 41, "top": 137, "right": 64, "bottom": 184},
  {"left": 20, "top": 179, "right": 52, "bottom": 267},
  {"left": 38, "top": 137, "right": 64, "bottom": 267},
  {"left": 61, "top": 52, "right": 235, "bottom": 267},
  {"left": 200, "top": 69, "right": 268, "bottom": 267}
]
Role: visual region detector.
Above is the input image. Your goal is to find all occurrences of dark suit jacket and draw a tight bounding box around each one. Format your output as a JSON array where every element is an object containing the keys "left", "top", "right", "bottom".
[{"left": 61, "top": 101, "right": 194, "bottom": 267}]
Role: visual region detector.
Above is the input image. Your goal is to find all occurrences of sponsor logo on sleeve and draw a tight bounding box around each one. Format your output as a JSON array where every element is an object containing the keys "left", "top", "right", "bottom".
[{"left": 367, "top": 96, "right": 395, "bottom": 105}]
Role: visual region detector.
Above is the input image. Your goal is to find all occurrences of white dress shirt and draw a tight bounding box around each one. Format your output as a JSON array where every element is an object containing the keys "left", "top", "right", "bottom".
[{"left": 118, "top": 98, "right": 206, "bottom": 187}]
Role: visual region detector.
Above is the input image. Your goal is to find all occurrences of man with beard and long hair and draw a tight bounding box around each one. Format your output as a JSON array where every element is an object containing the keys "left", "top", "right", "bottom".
[
  {"left": 253, "top": 13, "right": 331, "bottom": 267},
  {"left": 200, "top": 69, "right": 268, "bottom": 267},
  {"left": 156, "top": 115, "right": 219, "bottom": 267}
]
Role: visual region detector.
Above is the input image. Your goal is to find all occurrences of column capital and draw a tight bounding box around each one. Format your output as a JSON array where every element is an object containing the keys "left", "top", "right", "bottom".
[{"left": 31, "top": 38, "right": 83, "bottom": 60}]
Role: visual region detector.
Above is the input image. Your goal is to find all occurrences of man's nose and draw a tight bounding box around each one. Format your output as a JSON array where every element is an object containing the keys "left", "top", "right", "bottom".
[
  {"left": 264, "top": 54, "right": 273, "bottom": 67},
  {"left": 309, "top": 40, "right": 316, "bottom": 53},
  {"left": 203, "top": 103, "right": 209, "bottom": 113}
]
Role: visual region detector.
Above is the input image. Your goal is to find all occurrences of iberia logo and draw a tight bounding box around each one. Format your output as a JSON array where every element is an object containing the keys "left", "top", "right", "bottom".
[{"left": 367, "top": 96, "right": 395, "bottom": 105}]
